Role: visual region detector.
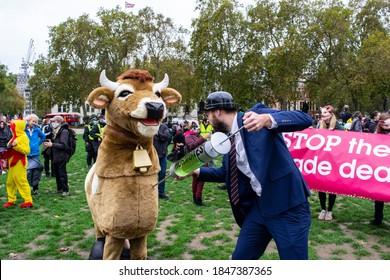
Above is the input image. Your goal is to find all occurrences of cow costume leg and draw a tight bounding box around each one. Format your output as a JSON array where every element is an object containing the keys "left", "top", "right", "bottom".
[
  {"left": 103, "top": 236, "right": 125, "bottom": 260},
  {"left": 130, "top": 237, "right": 148, "bottom": 260}
]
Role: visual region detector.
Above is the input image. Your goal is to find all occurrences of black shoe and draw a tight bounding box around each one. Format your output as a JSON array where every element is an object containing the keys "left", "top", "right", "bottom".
[
  {"left": 370, "top": 219, "right": 382, "bottom": 226},
  {"left": 88, "top": 238, "right": 105, "bottom": 260},
  {"left": 159, "top": 193, "right": 169, "bottom": 200},
  {"left": 194, "top": 197, "right": 207, "bottom": 207},
  {"left": 120, "top": 247, "right": 131, "bottom": 260}
]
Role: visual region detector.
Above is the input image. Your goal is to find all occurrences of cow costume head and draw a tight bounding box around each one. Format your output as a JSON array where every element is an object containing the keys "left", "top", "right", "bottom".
[
  {"left": 85, "top": 69, "right": 181, "bottom": 260},
  {"left": 88, "top": 69, "right": 181, "bottom": 137}
]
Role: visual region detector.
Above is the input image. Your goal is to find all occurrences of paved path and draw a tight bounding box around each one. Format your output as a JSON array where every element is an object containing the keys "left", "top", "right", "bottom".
[{"left": 73, "top": 128, "right": 84, "bottom": 134}]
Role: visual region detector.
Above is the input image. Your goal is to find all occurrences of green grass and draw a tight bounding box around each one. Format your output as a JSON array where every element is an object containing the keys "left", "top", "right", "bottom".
[{"left": 0, "top": 134, "right": 389, "bottom": 260}]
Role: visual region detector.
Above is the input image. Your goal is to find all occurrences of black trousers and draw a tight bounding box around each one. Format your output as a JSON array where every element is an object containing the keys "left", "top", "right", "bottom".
[
  {"left": 319, "top": 192, "right": 336, "bottom": 211},
  {"left": 85, "top": 142, "right": 96, "bottom": 166},
  {"left": 374, "top": 201, "right": 384, "bottom": 222},
  {"left": 43, "top": 154, "right": 54, "bottom": 176},
  {"left": 53, "top": 161, "right": 68, "bottom": 192},
  {"left": 92, "top": 141, "right": 101, "bottom": 159}
]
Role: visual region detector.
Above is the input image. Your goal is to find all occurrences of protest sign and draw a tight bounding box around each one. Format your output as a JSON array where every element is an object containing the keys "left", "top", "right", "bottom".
[{"left": 284, "top": 128, "right": 390, "bottom": 202}]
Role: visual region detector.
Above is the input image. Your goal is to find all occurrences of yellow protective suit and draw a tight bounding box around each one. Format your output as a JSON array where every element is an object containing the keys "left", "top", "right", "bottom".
[{"left": 1, "top": 120, "right": 32, "bottom": 204}]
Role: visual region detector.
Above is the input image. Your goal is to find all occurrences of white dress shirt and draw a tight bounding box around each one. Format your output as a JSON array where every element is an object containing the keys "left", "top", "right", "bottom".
[
  {"left": 230, "top": 113, "right": 278, "bottom": 197},
  {"left": 231, "top": 114, "right": 262, "bottom": 196}
]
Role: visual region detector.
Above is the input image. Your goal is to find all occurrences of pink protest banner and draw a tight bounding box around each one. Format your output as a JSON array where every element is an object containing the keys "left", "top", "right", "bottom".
[{"left": 284, "top": 128, "right": 390, "bottom": 202}]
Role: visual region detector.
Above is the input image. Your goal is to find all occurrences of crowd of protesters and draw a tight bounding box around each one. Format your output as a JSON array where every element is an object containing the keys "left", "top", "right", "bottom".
[
  {"left": 0, "top": 113, "right": 77, "bottom": 207},
  {"left": 311, "top": 105, "right": 387, "bottom": 226},
  {"left": 0, "top": 103, "right": 387, "bottom": 252}
]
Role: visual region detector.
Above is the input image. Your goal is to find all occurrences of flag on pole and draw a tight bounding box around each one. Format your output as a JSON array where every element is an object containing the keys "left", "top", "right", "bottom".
[{"left": 125, "top": 2, "right": 135, "bottom": 8}]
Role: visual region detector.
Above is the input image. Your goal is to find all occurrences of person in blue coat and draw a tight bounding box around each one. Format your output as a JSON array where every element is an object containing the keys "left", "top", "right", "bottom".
[
  {"left": 193, "top": 91, "right": 313, "bottom": 260},
  {"left": 25, "top": 114, "right": 46, "bottom": 195}
]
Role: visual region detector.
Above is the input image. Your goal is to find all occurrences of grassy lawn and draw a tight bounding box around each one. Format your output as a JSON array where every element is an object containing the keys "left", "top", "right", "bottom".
[{"left": 0, "top": 134, "right": 389, "bottom": 260}]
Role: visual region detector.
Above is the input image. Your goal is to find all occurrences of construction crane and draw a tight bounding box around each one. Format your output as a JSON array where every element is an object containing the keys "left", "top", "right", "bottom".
[
  {"left": 17, "top": 39, "right": 36, "bottom": 115},
  {"left": 19, "top": 38, "right": 35, "bottom": 84}
]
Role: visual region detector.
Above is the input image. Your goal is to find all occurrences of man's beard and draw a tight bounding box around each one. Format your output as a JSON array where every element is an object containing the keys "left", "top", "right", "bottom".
[{"left": 212, "top": 118, "right": 230, "bottom": 133}]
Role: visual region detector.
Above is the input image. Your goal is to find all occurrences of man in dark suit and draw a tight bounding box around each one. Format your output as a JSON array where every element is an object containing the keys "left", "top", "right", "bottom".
[{"left": 193, "top": 91, "right": 313, "bottom": 260}]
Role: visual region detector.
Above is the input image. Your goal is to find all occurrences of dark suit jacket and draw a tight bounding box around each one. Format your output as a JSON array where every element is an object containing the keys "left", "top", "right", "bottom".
[{"left": 198, "top": 103, "right": 312, "bottom": 227}]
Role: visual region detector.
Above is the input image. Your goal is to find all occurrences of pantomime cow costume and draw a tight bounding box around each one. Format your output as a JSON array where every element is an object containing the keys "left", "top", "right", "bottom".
[{"left": 85, "top": 69, "right": 181, "bottom": 259}]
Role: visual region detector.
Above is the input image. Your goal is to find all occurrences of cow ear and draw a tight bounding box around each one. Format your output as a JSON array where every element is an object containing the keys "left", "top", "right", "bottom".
[
  {"left": 160, "top": 88, "right": 182, "bottom": 107},
  {"left": 87, "top": 87, "right": 114, "bottom": 109}
]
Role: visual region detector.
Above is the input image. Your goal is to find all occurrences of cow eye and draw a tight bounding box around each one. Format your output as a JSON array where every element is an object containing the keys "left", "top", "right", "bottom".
[
  {"left": 118, "top": 90, "right": 132, "bottom": 98},
  {"left": 155, "top": 91, "right": 161, "bottom": 98}
]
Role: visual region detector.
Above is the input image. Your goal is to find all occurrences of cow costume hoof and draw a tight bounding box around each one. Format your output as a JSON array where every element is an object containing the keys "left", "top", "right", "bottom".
[{"left": 85, "top": 69, "right": 181, "bottom": 259}]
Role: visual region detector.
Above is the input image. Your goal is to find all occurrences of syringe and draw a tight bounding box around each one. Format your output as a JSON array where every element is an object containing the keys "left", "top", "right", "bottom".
[{"left": 153, "top": 126, "right": 245, "bottom": 187}]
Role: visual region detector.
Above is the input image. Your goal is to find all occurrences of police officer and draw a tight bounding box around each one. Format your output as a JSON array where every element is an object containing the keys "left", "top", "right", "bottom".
[
  {"left": 200, "top": 116, "right": 214, "bottom": 138},
  {"left": 90, "top": 115, "right": 106, "bottom": 158},
  {"left": 83, "top": 116, "right": 97, "bottom": 168}
]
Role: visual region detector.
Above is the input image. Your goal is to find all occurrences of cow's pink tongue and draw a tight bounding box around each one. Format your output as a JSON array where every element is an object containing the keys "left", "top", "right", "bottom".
[{"left": 140, "top": 119, "right": 158, "bottom": 126}]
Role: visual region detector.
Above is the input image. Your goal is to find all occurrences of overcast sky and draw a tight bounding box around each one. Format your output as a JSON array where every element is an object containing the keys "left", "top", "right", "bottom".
[{"left": 0, "top": 0, "right": 254, "bottom": 74}]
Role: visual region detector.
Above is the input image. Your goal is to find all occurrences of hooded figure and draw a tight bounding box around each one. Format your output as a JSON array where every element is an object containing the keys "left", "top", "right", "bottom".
[{"left": 1, "top": 119, "right": 33, "bottom": 208}]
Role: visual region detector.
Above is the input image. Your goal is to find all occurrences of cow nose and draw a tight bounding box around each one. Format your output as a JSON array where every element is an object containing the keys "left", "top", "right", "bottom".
[{"left": 145, "top": 102, "right": 164, "bottom": 119}]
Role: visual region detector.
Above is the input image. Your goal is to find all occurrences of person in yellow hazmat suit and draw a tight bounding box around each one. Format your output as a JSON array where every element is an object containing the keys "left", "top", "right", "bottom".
[{"left": 1, "top": 119, "right": 33, "bottom": 208}]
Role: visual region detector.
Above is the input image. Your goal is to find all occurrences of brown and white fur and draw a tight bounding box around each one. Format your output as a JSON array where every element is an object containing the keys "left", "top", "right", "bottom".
[{"left": 85, "top": 69, "right": 181, "bottom": 259}]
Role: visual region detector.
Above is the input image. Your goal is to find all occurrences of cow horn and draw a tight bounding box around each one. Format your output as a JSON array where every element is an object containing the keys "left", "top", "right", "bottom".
[
  {"left": 100, "top": 70, "right": 119, "bottom": 90},
  {"left": 153, "top": 73, "right": 169, "bottom": 93}
]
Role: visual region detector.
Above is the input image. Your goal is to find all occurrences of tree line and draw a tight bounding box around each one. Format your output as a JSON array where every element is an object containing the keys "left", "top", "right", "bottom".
[{"left": 1, "top": 0, "right": 389, "bottom": 118}]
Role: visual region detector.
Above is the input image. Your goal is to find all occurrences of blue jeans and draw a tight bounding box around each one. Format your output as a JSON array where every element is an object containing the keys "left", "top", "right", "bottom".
[{"left": 158, "top": 156, "right": 167, "bottom": 195}]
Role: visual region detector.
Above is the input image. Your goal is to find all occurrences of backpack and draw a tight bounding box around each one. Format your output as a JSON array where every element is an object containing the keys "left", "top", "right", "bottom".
[{"left": 66, "top": 128, "right": 77, "bottom": 161}]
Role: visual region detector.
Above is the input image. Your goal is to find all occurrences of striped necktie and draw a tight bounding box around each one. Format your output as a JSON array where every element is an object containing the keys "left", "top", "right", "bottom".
[{"left": 229, "top": 136, "right": 239, "bottom": 205}]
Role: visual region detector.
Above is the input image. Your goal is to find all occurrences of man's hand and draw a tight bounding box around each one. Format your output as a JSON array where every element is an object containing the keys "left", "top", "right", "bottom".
[
  {"left": 173, "top": 168, "right": 200, "bottom": 181},
  {"left": 242, "top": 112, "right": 272, "bottom": 132},
  {"left": 203, "top": 133, "right": 211, "bottom": 141},
  {"left": 7, "top": 140, "right": 17, "bottom": 148},
  {"left": 43, "top": 141, "right": 53, "bottom": 148}
]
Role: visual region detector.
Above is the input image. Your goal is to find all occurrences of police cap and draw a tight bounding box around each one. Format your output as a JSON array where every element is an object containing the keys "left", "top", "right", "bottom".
[{"left": 204, "top": 91, "right": 236, "bottom": 111}]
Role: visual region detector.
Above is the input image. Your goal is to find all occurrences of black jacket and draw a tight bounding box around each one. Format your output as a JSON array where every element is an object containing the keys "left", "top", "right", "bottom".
[
  {"left": 51, "top": 123, "right": 70, "bottom": 163},
  {"left": 153, "top": 123, "right": 171, "bottom": 158},
  {"left": 0, "top": 121, "right": 12, "bottom": 149}
]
